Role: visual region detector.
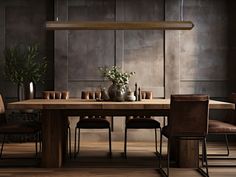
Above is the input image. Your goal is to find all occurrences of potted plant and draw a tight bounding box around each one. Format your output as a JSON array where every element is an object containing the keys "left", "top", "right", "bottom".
[
  {"left": 99, "top": 66, "right": 135, "bottom": 101},
  {"left": 4, "top": 44, "right": 47, "bottom": 100}
]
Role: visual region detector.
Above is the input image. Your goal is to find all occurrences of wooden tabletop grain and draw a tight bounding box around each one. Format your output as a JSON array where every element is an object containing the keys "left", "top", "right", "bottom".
[{"left": 7, "top": 99, "right": 235, "bottom": 110}]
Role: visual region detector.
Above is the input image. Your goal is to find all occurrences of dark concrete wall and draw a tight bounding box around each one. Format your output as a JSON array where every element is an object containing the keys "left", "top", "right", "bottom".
[
  {"left": 165, "top": 0, "right": 236, "bottom": 98},
  {"left": 0, "top": 0, "right": 235, "bottom": 100},
  {"left": 55, "top": 0, "right": 165, "bottom": 98},
  {"left": 54, "top": 0, "right": 236, "bottom": 99},
  {"left": 0, "top": 0, "right": 54, "bottom": 101}
]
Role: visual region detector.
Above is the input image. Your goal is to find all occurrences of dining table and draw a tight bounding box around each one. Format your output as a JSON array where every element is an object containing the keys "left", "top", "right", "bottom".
[{"left": 7, "top": 98, "right": 235, "bottom": 168}]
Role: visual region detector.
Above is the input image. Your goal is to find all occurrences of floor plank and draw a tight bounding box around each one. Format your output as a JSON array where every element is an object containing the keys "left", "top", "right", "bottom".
[{"left": 0, "top": 141, "right": 236, "bottom": 177}]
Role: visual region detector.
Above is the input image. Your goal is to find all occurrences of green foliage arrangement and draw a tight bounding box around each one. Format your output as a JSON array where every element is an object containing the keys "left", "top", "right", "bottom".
[
  {"left": 99, "top": 66, "right": 135, "bottom": 89},
  {"left": 4, "top": 44, "right": 47, "bottom": 85}
]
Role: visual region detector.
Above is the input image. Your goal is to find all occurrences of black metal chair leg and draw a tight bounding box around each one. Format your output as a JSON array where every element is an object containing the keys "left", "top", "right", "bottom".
[
  {"left": 167, "top": 140, "right": 170, "bottom": 177},
  {"left": 159, "top": 136, "right": 169, "bottom": 177},
  {"left": 111, "top": 116, "right": 114, "bottom": 132},
  {"left": 68, "top": 127, "right": 72, "bottom": 158},
  {"left": 224, "top": 134, "right": 230, "bottom": 156},
  {"left": 204, "top": 138, "right": 209, "bottom": 176},
  {"left": 124, "top": 127, "right": 127, "bottom": 158},
  {"left": 155, "top": 128, "right": 158, "bottom": 154},
  {"left": 159, "top": 133, "right": 162, "bottom": 169},
  {"left": 207, "top": 134, "right": 230, "bottom": 157},
  {"left": 198, "top": 138, "right": 209, "bottom": 177},
  {"left": 78, "top": 128, "right": 80, "bottom": 156},
  {"left": 0, "top": 135, "right": 6, "bottom": 159},
  {"left": 201, "top": 140, "right": 205, "bottom": 167},
  {"left": 39, "top": 131, "right": 42, "bottom": 153},
  {"left": 35, "top": 133, "right": 38, "bottom": 159},
  {"left": 108, "top": 127, "right": 112, "bottom": 158},
  {"left": 74, "top": 128, "right": 77, "bottom": 159}
]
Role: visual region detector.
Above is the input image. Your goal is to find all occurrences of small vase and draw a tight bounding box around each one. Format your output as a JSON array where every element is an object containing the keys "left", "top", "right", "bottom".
[
  {"left": 108, "top": 84, "right": 126, "bottom": 101},
  {"left": 17, "top": 82, "right": 35, "bottom": 101},
  {"left": 23, "top": 82, "right": 35, "bottom": 100}
]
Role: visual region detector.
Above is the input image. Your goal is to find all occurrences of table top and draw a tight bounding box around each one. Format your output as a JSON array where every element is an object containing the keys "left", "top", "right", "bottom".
[{"left": 7, "top": 99, "right": 235, "bottom": 110}]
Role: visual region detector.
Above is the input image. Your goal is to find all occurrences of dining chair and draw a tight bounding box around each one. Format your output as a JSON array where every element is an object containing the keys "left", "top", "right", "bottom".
[
  {"left": 74, "top": 91, "right": 112, "bottom": 158},
  {"left": 159, "top": 94, "right": 209, "bottom": 177},
  {"left": 207, "top": 93, "right": 236, "bottom": 166},
  {"left": 124, "top": 91, "right": 162, "bottom": 158},
  {"left": 0, "top": 94, "right": 41, "bottom": 161},
  {"left": 42, "top": 91, "right": 71, "bottom": 158}
]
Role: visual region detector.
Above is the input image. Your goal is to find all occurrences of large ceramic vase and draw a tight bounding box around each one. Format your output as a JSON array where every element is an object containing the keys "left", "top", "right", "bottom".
[{"left": 108, "top": 84, "right": 126, "bottom": 101}]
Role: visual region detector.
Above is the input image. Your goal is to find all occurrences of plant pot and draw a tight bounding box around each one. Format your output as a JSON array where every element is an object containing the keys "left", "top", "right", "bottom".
[{"left": 108, "top": 84, "right": 126, "bottom": 101}]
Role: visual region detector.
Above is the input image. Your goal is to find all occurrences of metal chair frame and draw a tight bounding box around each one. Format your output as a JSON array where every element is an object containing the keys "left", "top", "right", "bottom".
[
  {"left": 74, "top": 126, "right": 112, "bottom": 158},
  {"left": 159, "top": 136, "right": 209, "bottom": 177},
  {"left": 124, "top": 125, "right": 162, "bottom": 158}
]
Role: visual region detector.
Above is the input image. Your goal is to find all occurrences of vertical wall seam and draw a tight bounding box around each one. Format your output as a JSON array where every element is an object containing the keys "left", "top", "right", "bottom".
[
  {"left": 66, "top": 0, "right": 69, "bottom": 90},
  {"left": 163, "top": 0, "right": 166, "bottom": 98},
  {"left": 114, "top": 0, "right": 117, "bottom": 66},
  {"left": 178, "top": 0, "right": 181, "bottom": 93}
]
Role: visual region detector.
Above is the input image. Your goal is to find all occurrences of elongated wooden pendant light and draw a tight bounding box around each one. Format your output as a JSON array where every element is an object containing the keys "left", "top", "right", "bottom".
[
  {"left": 46, "top": 21, "right": 194, "bottom": 30},
  {"left": 46, "top": 0, "right": 193, "bottom": 31}
]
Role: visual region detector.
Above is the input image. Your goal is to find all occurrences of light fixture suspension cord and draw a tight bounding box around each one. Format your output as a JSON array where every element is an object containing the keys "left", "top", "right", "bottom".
[{"left": 180, "top": 0, "right": 184, "bottom": 21}]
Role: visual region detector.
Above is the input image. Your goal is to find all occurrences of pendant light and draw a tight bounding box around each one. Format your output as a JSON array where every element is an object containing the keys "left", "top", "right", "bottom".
[{"left": 46, "top": 0, "right": 194, "bottom": 31}]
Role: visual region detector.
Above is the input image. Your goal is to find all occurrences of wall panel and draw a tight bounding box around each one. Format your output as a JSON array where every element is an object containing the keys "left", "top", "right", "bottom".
[{"left": 0, "top": 0, "right": 53, "bottom": 100}]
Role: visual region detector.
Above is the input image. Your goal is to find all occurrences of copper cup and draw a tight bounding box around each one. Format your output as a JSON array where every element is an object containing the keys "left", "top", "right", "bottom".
[
  {"left": 141, "top": 91, "right": 146, "bottom": 99},
  {"left": 62, "top": 91, "right": 69, "bottom": 99},
  {"left": 95, "top": 91, "right": 101, "bottom": 99},
  {"left": 81, "top": 91, "right": 90, "bottom": 100},
  {"left": 145, "top": 91, "right": 153, "bottom": 99},
  {"left": 89, "top": 91, "right": 94, "bottom": 99},
  {"left": 42, "top": 91, "right": 50, "bottom": 99},
  {"left": 55, "top": 91, "right": 62, "bottom": 99},
  {"left": 49, "top": 92, "right": 55, "bottom": 99}
]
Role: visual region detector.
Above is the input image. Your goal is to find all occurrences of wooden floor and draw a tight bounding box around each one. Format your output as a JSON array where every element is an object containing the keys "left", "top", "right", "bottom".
[{"left": 0, "top": 141, "right": 236, "bottom": 177}]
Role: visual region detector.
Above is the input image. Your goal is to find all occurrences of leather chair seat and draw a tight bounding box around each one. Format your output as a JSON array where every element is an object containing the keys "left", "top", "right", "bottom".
[
  {"left": 209, "top": 119, "right": 236, "bottom": 133},
  {"left": 76, "top": 118, "right": 110, "bottom": 129},
  {"left": 126, "top": 118, "right": 160, "bottom": 129},
  {"left": 0, "top": 122, "right": 40, "bottom": 134},
  {"left": 161, "top": 126, "right": 169, "bottom": 137}
]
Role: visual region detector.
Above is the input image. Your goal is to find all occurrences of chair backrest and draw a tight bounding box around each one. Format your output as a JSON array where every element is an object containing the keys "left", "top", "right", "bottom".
[
  {"left": 0, "top": 94, "right": 5, "bottom": 114},
  {"left": 168, "top": 94, "right": 209, "bottom": 137},
  {"left": 0, "top": 94, "right": 6, "bottom": 124},
  {"left": 224, "top": 93, "right": 236, "bottom": 124}
]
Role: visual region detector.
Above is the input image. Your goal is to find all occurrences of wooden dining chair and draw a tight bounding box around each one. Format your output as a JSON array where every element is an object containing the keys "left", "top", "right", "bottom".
[
  {"left": 159, "top": 94, "right": 209, "bottom": 177},
  {"left": 124, "top": 91, "right": 161, "bottom": 158},
  {"left": 0, "top": 94, "right": 41, "bottom": 161},
  {"left": 207, "top": 93, "right": 236, "bottom": 166},
  {"left": 74, "top": 91, "right": 112, "bottom": 158}
]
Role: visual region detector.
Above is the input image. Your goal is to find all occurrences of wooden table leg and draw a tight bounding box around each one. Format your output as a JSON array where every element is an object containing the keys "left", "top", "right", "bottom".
[
  {"left": 178, "top": 140, "right": 199, "bottom": 168},
  {"left": 41, "top": 110, "right": 67, "bottom": 168},
  {"left": 170, "top": 139, "right": 199, "bottom": 168}
]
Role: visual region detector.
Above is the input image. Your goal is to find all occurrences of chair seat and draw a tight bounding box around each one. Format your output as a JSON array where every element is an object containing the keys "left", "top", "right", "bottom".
[
  {"left": 209, "top": 119, "right": 236, "bottom": 133},
  {"left": 76, "top": 118, "right": 110, "bottom": 129},
  {"left": 161, "top": 126, "right": 169, "bottom": 137},
  {"left": 126, "top": 118, "right": 160, "bottom": 129},
  {"left": 0, "top": 122, "right": 41, "bottom": 134}
]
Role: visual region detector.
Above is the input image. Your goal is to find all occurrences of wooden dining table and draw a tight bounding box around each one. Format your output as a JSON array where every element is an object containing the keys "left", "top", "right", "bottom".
[{"left": 7, "top": 99, "right": 235, "bottom": 168}]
